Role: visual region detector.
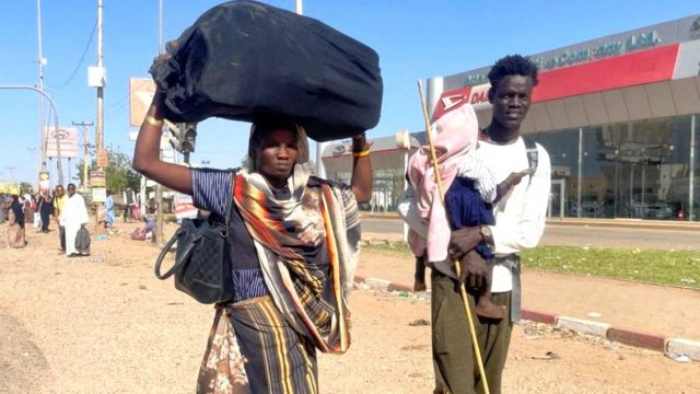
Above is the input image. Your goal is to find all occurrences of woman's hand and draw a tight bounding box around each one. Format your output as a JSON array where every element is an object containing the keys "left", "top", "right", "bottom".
[{"left": 350, "top": 133, "right": 373, "bottom": 203}]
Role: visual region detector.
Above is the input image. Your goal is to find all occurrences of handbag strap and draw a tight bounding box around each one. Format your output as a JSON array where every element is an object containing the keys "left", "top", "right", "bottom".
[
  {"left": 154, "top": 169, "right": 237, "bottom": 280},
  {"left": 224, "top": 171, "right": 235, "bottom": 238},
  {"left": 154, "top": 228, "right": 185, "bottom": 279}
]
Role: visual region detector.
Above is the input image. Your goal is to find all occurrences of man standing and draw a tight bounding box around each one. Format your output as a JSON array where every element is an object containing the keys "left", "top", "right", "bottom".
[
  {"left": 53, "top": 185, "right": 68, "bottom": 252},
  {"left": 401, "top": 55, "right": 551, "bottom": 393},
  {"left": 104, "top": 190, "right": 115, "bottom": 229},
  {"left": 60, "top": 184, "right": 90, "bottom": 257}
]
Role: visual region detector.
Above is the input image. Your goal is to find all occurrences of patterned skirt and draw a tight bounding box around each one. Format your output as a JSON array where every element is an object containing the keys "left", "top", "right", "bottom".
[{"left": 197, "top": 296, "right": 319, "bottom": 394}]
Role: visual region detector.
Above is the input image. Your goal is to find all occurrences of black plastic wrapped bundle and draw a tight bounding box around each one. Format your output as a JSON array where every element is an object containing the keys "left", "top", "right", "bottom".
[{"left": 150, "top": 0, "right": 383, "bottom": 141}]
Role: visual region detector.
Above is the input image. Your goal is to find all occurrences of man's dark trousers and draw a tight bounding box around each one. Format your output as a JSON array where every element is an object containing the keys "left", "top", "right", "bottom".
[
  {"left": 431, "top": 269, "right": 513, "bottom": 394},
  {"left": 59, "top": 225, "right": 66, "bottom": 251}
]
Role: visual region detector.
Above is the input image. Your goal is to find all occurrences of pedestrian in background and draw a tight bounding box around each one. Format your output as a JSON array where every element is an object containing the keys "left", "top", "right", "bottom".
[
  {"left": 60, "top": 184, "right": 89, "bottom": 257},
  {"left": 23, "top": 194, "right": 36, "bottom": 232},
  {"left": 0, "top": 194, "right": 7, "bottom": 224},
  {"left": 7, "top": 195, "right": 26, "bottom": 248},
  {"left": 38, "top": 192, "right": 53, "bottom": 233},
  {"left": 53, "top": 185, "right": 67, "bottom": 253},
  {"left": 105, "top": 190, "right": 115, "bottom": 229}
]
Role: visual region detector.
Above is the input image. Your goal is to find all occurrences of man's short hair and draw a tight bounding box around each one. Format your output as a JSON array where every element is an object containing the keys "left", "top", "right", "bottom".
[{"left": 488, "top": 54, "right": 539, "bottom": 89}]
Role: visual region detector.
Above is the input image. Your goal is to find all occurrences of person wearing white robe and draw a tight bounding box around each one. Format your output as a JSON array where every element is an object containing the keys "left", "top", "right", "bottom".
[{"left": 60, "top": 184, "right": 89, "bottom": 256}]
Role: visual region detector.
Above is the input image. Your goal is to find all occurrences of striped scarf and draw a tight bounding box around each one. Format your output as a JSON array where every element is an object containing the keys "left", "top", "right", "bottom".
[{"left": 233, "top": 166, "right": 352, "bottom": 353}]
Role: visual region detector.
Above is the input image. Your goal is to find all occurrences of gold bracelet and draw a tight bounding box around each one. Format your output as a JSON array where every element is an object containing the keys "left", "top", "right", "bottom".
[
  {"left": 353, "top": 149, "right": 371, "bottom": 158},
  {"left": 145, "top": 115, "right": 164, "bottom": 127}
]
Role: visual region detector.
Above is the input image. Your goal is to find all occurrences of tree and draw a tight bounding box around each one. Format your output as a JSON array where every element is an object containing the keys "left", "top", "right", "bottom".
[{"left": 76, "top": 148, "right": 140, "bottom": 194}]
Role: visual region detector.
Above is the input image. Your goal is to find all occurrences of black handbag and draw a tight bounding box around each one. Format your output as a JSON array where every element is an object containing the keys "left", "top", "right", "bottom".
[{"left": 154, "top": 189, "right": 234, "bottom": 304}]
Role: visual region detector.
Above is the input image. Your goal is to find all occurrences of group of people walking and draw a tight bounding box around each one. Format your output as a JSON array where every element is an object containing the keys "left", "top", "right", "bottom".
[
  {"left": 2, "top": 184, "right": 90, "bottom": 257},
  {"left": 2, "top": 190, "right": 57, "bottom": 248}
]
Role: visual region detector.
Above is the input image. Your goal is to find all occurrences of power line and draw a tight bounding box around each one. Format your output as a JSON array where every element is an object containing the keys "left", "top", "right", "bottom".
[{"left": 58, "top": 20, "right": 98, "bottom": 89}]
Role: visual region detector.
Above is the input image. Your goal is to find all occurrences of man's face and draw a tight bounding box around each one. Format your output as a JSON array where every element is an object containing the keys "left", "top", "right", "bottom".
[
  {"left": 489, "top": 75, "right": 534, "bottom": 131},
  {"left": 56, "top": 187, "right": 64, "bottom": 197},
  {"left": 67, "top": 185, "right": 76, "bottom": 197}
]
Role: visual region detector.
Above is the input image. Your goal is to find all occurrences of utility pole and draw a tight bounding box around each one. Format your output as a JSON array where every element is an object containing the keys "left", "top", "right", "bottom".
[
  {"left": 72, "top": 121, "right": 94, "bottom": 189},
  {"left": 36, "top": 0, "right": 64, "bottom": 187},
  {"left": 36, "top": 0, "right": 47, "bottom": 186},
  {"left": 92, "top": 0, "right": 106, "bottom": 234},
  {"left": 295, "top": 0, "right": 324, "bottom": 176},
  {"left": 96, "top": 0, "right": 104, "bottom": 156}
]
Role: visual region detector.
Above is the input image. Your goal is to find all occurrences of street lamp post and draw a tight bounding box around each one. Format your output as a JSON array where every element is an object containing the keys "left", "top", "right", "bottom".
[
  {"left": 293, "top": 0, "right": 325, "bottom": 177},
  {"left": 0, "top": 85, "right": 64, "bottom": 185}
]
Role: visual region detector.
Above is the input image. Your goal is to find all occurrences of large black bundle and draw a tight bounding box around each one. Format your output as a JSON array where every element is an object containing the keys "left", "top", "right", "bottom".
[{"left": 150, "top": 0, "right": 383, "bottom": 141}]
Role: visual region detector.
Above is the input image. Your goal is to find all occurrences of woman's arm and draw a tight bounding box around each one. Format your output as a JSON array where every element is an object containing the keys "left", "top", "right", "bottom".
[
  {"left": 132, "top": 93, "right": 193, "bottom": 195},
  {"left": 350, "top": 133, "right": 372, "bottom": 203}
]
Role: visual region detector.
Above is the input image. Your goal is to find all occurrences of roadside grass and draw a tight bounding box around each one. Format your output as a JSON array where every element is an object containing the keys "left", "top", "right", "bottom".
[{"left": 362, "top": 241, "right": 700, "bottom": 290}]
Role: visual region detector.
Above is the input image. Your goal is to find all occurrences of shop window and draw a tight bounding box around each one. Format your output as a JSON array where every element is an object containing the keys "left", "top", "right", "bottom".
[
  {"left": 530, "top": 129, "right": 579, "bottom": 218},
  {"left": 582, "top": 116, "right": 691, "bottom": 220}
]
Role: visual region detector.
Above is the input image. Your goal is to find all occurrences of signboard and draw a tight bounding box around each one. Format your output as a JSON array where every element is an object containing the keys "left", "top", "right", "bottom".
[
  {"left": 174, "top": 193, "right": 198, "bottom": 220},
  {"left": 38, "top": 170, "right": 50, "bottom": 194},
  {"left": 442, "top": 14, "right": 700, "bottom": 89},
  {"left": 92, "top": 187, "right": 106, "bottom": 203},
  {"left": 431, "top": 83, "right": 491, "bottom": 120},
  {"left": 45, "top": 127, "right": 79, "bottom": 158},
  {"left": 96, "top": 149, "right": 109, "bottom": 168},
  {"left": 432, "top": 44, "right": 679, "bottom": 118},
  {"left": 89, "top": 170, "right": 106, "bottom": 188},
  {"left": 129, "top": 78, "right": 156, "bottom": 127}
]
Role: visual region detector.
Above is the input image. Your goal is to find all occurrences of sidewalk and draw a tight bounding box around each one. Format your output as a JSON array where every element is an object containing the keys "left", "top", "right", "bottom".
[
  {"left": 360, "top": 212, "right": 700, "bottom": 231},
  {"left": 355, "top": 248, "right": 700, "bottom": 344}
]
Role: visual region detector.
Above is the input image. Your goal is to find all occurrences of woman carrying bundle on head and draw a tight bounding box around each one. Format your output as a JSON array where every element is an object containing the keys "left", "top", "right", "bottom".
[{"left": 133, "top": 90, "right": 372, "bottom": 393}]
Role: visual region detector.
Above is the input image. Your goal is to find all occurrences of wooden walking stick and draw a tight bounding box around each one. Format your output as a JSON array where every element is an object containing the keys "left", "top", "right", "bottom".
[{"left": 416, "top": 81, "right": 490, "bottom": 394}]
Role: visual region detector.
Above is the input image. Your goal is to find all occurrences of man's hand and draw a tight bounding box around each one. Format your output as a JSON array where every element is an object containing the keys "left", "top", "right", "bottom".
[
  {"left": 495, "top": 170, "right": 531, "bottom": 203},
  {"left": 457, "top": 250, "right": 488, "bottom": 289},
  {"left": 448, "top": 226, "right": 483, "bottom": 261}
]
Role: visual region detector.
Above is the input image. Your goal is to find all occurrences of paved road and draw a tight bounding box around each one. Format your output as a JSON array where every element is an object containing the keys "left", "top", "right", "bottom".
[{"left": 361, "top": 218, "right": 700, "bottom": 250}]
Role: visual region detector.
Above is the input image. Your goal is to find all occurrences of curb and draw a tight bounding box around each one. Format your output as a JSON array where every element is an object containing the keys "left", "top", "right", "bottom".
[
  {"left": 358, "top": 214, "right": 700, "bottom": 232},
  {"left": 353, "top": 274, "right": 698, "bottom": 361}
]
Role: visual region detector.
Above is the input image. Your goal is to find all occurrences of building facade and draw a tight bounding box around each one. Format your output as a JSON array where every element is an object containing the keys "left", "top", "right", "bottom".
[
  {"left": 324, "top": 15, "right": 700, "bottom": 220},
  {"left": 322, "top": 132, "right": 421, "bottom": 212}
]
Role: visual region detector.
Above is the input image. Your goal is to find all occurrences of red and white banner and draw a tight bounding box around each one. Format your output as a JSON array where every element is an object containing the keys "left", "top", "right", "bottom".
[
  {"left": 45, "top": 127, "right": 80, "bottom": 159},
  {"left": 431, "top": 84, "right": 490, "bottom": 120},
  {"left": 433, "top": 43, "right": 682, "bottom": 118},
  {"left": 533, "top": 43, "right": 679, "bottom": 102}
]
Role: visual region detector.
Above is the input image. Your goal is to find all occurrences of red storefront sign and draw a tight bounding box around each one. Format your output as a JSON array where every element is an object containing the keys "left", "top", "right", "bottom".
[{"left": 432, "top": 43, "right": 681, "bottom": 119}]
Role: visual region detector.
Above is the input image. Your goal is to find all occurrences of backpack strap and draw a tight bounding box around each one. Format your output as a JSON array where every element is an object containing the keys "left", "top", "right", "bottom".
[
  {"left": 522, "top": 137, "right": 539, "bottom": 185},
  {"left": 523, "top": 137, "right": 538, "bottom": 172}
]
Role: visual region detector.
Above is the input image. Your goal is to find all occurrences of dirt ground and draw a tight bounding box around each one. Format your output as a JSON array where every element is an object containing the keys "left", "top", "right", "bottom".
[
  {"left": 357, "top": 246, "right": 700, "bottom": 340},
  {"left": 1, "top": 221, "right": 699, "bottom": 393}
]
